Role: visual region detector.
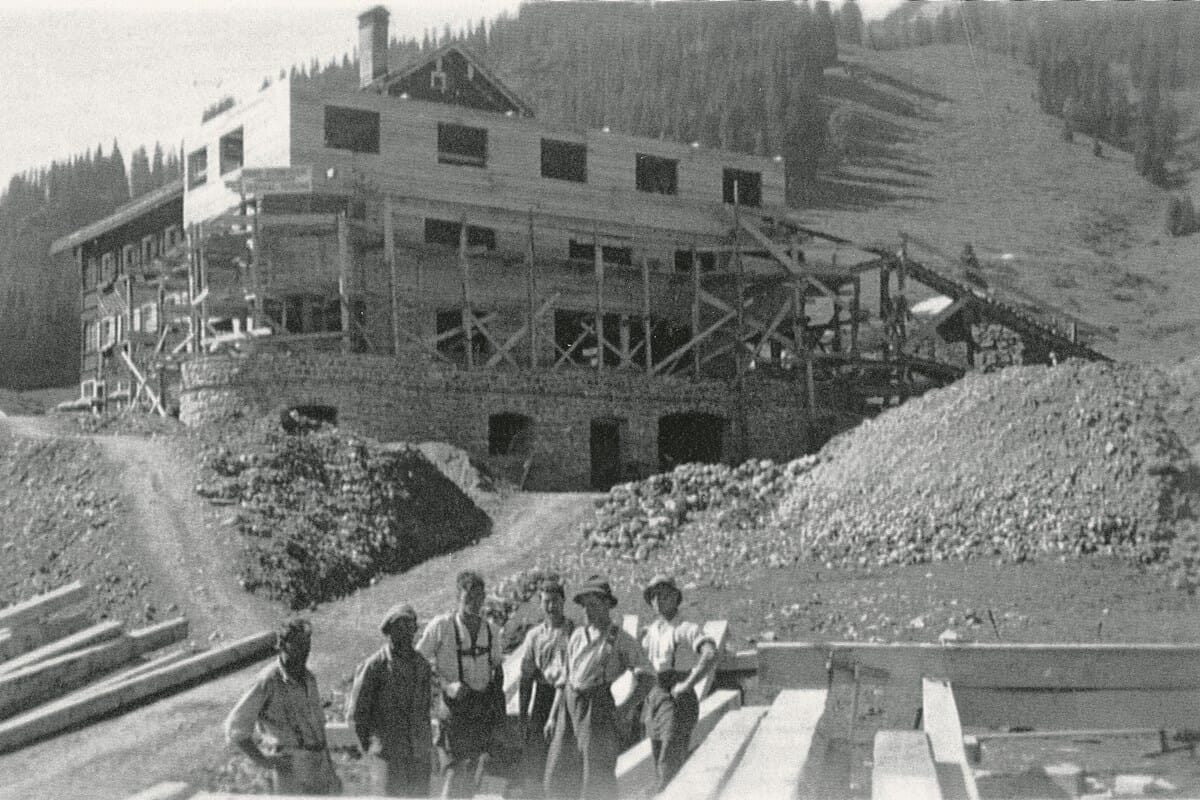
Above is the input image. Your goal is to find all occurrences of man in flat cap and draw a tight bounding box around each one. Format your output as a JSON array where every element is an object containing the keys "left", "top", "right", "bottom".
[
  {"left": 544, "top": 575, "right": 653, "bottom": 800},
  {"left": 641, "top": 574, "right": 717, "bottom": 792},
  {"left": 225, "top": 617, "right": 341, "bottom": 794},
  {"left": 516, "top": 576, "right": 575, "bottom": 798},
  {"left": 417, "top": 570, "right": 505, "bottom": 798},
  {"left": 347, "top": 603, "right": 433, "bottom": 797}
]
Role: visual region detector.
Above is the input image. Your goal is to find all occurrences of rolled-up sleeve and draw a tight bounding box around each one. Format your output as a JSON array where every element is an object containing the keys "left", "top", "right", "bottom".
[
  {"left": 225, "top": 676, "right": 268, "bottom": 744},
  {"left": 678, "top": 621, "right": 716, "bottom": 654}
]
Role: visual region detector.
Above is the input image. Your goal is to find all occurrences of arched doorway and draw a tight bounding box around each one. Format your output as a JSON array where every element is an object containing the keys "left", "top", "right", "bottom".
[{"left": 658, "top": 412, "right": 726, "bottom": 471}]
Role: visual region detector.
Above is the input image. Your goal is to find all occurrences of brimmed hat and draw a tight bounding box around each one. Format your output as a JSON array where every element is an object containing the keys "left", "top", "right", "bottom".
[
  {"left": 573, "top": 575, "right": 618, "bottom": 608},
  {"left": 380, "top": 603, "right": 418, "bottom": 633},
  {"left": 643, "top": 574, "right": 682, "bottom": 606}
]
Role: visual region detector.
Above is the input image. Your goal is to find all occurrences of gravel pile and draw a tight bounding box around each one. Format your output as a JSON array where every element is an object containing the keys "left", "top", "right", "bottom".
[
  {"left": 195, "top": 420, "right": 492, "bottom": 609},
  {"left": 774, "top": 361, "right": 1196, "bottom": 568},
  {"left": 581, "top": 459, "right": 817, "bottom": 560}
]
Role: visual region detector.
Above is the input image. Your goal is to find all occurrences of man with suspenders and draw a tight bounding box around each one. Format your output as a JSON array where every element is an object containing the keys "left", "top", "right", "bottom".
[{"left": 417, "top": 571, "right": 504, "bottom": 798}]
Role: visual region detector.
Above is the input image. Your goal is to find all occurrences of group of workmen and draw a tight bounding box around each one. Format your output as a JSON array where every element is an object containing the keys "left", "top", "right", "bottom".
[{"left": 225, "top": 570, "right": 718, "bottom": 799}]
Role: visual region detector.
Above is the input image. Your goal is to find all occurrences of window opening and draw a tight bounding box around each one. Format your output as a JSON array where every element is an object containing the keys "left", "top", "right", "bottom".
[
  {"left": 324, "top": 106, "right": 380, "bottom": 154},
  {"left": 635, "top": 153, "right": 677, "bottom": 195},
  {"left": 424, "top": 219, "right": 496, "bottom": 250},
  {"left": 568, "top": 240, "right": 632, "bottom": 266},
  {"left": 219, "top": 127, "right": 244, "bottom": 175},
  {"left": 437, "top": 123, "right": 487, "bottom": 167},
  {"left": 674, "top": 250, "right": 717, "bottom": 273},
  {"left": 722, "top": 168, "right": 762, "bottom": 207},
  {"left": 187, "top": 148, "right": 207, "bottom": 188},
  {"left": 541, "top": 139, "right": 587, "bottom": 182},
  {"left": 488, "top": 413, "right": 534, "bottom": 456}
]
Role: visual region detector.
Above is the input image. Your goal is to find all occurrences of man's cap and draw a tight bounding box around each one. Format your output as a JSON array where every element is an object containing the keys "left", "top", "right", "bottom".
[
  {"left": 380, "top": 603, "right": 418, "bottom": 633},
  {"left": 539, "top": 576, "right": 566, "bottom": 597},
  {"left": 573, "top": 575, "right": 618, "bottom": 608},
  {"left": 643, "top": 574, "right": 682, "bottom": 606}
]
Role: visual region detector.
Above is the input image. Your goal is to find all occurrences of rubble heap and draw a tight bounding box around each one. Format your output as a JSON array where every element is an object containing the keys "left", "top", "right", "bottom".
[
  {"left": 196, "top": 421, "right": 491, "bottom": 609},
  {"left": 775, "top": 361, "right": 1196, "bottom": 568}
]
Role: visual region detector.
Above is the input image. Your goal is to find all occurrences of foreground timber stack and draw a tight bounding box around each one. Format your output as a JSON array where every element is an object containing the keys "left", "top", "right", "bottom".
[{"left": 0, "top": 582, "right": 275, "bottom": 754}]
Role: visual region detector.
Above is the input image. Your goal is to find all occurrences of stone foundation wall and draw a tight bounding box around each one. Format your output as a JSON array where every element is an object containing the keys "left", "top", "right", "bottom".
[{"left": 180, "top": 351, "right": 816, "bottom": 490}]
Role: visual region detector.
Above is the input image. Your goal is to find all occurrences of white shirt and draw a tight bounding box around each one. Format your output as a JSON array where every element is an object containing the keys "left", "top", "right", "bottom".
[
  {"left": 416, "top": 612, "right": 503, "bottom": 692},
  {"left": 642, "top": 618, "right": 715, "bottom": 674}
]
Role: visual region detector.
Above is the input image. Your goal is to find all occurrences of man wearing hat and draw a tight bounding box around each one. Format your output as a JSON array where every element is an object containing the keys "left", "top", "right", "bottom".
[
  {"left": 347, "top": 603, "right": 433, "bottom": 797},
  {"left": 641, "top": 574, "right": 717, "bottom": 792},
  {"left": 417, "top": 571, "right": 505, "bottom": 798},
  {"left": 516, "top": 576, "right": 575, "bottom": 798},
  {"left": 544, "top": 575, "right": 653, "bottom": 800},
  {"left": 225, "top": 617, "right": 341, "bottom": 794}
]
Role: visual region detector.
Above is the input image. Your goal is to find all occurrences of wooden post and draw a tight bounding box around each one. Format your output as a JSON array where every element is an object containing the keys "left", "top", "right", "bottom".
[
  {"left": 384, "top": 196, "right": 400, "bottom": 357},
  {"left": 691, "top": 243, "right": 701, "bottom": 378},
  {"left": 897, "top": 235, "right": 909, "bottom": 351},
  {"left": 851, "top": 276, "right": 861, "bottom": 357},
  {"left": 527, "top": 211, "right": 537, "bottom": 369},
  {"left": 594, "top": 227, "right": 604, "bottom": 372},
  {"left": 733, "top": 180, "right": 749, "bottom": 461},
  {"left": 642, "top": 256, "right": 653, "bottom": 372},
  {"left": 879, "top": 254, "right": 892, "bottom": 360},
  {"left": 459, "top": 218, "right": 472, "bottom": 369},
  {"left": 619, "top": 314, "right": 631, "bottom": 368},
  {"left": 337, "top": 212, "right": 351, "bottom": 354},
  {"left": 186, "top": 223, "right": 198, "bottom": 356},
  {"left": 249, "top": 199, "right": 262, "bottom": 333}
]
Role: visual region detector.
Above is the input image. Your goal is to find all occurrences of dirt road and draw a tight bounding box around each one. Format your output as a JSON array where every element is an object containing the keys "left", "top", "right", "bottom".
[{"left": 0, "top": 417, "right": 594, "bottom": 799}]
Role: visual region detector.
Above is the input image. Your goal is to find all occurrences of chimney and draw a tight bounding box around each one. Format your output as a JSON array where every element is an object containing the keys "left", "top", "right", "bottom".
[{"left": 358, "top": 6, "right": 390, "bottom": 89}]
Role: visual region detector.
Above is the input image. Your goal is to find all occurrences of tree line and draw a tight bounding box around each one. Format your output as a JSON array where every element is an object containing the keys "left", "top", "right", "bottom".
[{"left": 862, "top": 2, "right": 1200, "bottom": 188}]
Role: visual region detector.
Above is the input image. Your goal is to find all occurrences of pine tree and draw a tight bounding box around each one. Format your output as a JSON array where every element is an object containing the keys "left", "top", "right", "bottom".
[{"left": 128, "top": 145, "right": 153, "bottom": 198}]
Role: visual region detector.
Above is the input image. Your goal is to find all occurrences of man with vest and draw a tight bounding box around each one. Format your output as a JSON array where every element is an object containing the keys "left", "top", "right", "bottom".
[
  {"left": 544, "top": 575, "right": 653, "bottom": 800},
  {"left": 347, "top": 602, "right": 433, "bottom": 797},
  {"left": 417, "top": 571, "right": 504, "bottom": 798},
  {"left": 516, "top": 576, "right": 575, "bottom": 798},
  {"left": 641, "top": 574, "right": 717, "bottom": 792},
  {"left": 225, "top": 617, "right": 341, "bottom": 795}
]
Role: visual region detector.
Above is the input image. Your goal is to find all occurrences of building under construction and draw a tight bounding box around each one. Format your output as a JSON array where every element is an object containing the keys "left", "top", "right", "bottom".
[{"left": 50, "top": 7, "right": 1106, "bottom": 490}]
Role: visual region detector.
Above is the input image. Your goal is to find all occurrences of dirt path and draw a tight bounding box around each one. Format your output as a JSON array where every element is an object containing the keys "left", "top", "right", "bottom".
[{"left": 0, "top": 417, "right": 595, "bottom": 799}]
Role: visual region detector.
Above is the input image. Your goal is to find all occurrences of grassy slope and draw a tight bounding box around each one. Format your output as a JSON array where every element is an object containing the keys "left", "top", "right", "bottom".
[{"left": 805, "top": 44, "right": 1200, "bottom": 365}]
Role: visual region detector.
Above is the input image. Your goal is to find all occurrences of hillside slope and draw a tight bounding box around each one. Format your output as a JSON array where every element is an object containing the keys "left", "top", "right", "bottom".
[{"left": 806, "top": 44, "right": 1200, "bottom": 365}]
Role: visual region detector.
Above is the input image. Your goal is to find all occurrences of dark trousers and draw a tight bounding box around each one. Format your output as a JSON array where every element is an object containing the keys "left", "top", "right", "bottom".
[
  {"left": 436, "top": 690, "right": 495, "bottom": 798},
  {"left": 368, "top": 753, "right": 432, "bottom": 798},
  {"left": 520, "top": 680, "right": 556, "bottom": 797},
  {"left": 545, "top": 685, "right": 619, "bottom": 800},
  {"left": 645, "top": 680, "right": 699, "bottom": 793}
]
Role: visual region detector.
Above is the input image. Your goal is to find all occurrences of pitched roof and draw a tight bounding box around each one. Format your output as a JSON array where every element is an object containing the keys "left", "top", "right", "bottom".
[
  {"left": 365, "top": 43, "right": 534, "bottom": 118},
  {"left": 49, "top": 180, "right": 184, "bottom": 255}
]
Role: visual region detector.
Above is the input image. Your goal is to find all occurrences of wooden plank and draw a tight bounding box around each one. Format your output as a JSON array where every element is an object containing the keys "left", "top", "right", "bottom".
[
  {"left": 88, "top": 647, "right": 194, "bottom": 692},
  {"left": 610, "top": 614, "right": 642, "bottom": 707},
  {"left": 0, "top": 612, "right": 91, "bottom": 661},
  {"left": 129, "top": 617, "right": 190, "bottom": 653},
  {"left": 654, "top": 704, "right": 766, "bottom": 800},
  {"left": 953, "top": 687, "right": 1200, "bottom": 732},
  {"left": 717, "top": 689, "right": 827, "bottom": 800},
  {"left": 0, "top": 636, "right": 139, "bottom": 718},
  {"left": 922, "top": 679, "right": 981, "bottom": 800},
  {"left": 0, "top": 582, "right": 87, "bottom": 630},
  {"left": 617, "top": 688, "right": 743, "bottom": 800},
  {"left": 872, "top": 731, "right": 942, "bottom": 800},
  {"left": 0, "top": 620, "right": 124, "bottom": 675},
  {"left": 757, "top": 641, "right": 1200, "bottom": 692},
  {"left": 0, "top": 630, "right": 275, "bottom": 754}
]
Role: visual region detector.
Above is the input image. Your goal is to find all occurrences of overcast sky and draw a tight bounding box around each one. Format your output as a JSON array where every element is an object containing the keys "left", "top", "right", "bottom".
[{"left": 0, "top": 0, "right": 905, "bottom": 192}]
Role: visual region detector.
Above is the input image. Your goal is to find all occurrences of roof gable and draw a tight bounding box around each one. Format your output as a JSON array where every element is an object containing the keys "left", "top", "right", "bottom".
[{"left": 370, "top": 44, "right": 533, "bottom": 118}]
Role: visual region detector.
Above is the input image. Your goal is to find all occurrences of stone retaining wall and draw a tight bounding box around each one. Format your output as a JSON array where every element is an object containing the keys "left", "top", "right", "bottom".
[{"left": 181, "top": 351, "right": 817, "bottom": 490}]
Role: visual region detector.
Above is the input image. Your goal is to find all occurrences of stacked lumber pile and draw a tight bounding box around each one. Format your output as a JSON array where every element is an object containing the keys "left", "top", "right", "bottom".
[{"left": 0, "top": 581, "right": 275, "bottom": 754}]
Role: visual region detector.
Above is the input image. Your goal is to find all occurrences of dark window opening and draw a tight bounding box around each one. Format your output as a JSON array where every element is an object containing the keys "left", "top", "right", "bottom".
[
  {"left": 281, "top": 405, "right": 338, "bottom": 434},
  {"left": 436, "top": 308, "right": 492, "bottom": 365},
  {"left": 219, "top": 127, "right": 244, "bottom": 175},
  {"left": 489, "top": 413, "right": 534, "bottom": 456},
  {"left": 636, "top": 153, "right": 677, "bottom": 195},
  {"left": 658, "top": 412, "right": 726, "bottom": 471},
  {"left": 541, "top": 139, "right": 587, "bottom": 182},
  {"left": 722, "top": 168, "right": 762, "bottom": 207},
  {"left": 568, "top": 240, "right": 632, "bottom": 266},
  {"left": 674, "top": 250, "right": 717, "bottom": 273},
  {"left": 554, "top": 310, "right": 596, "bottom": 367},
  {"left": 437, "top": 122, "right": 487, "bottom": 167},
  {"left": 424, "top": 218, "right": 496, "bottom": 250},
  {"left": 187, "top": 148, "right": 208, "bottom": 189},
  {"left": 324, "top": 106, "right": 380, "bottom": 154},
  {"left": 650, "top": 320, "right": 693, "bottom": 368}
]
